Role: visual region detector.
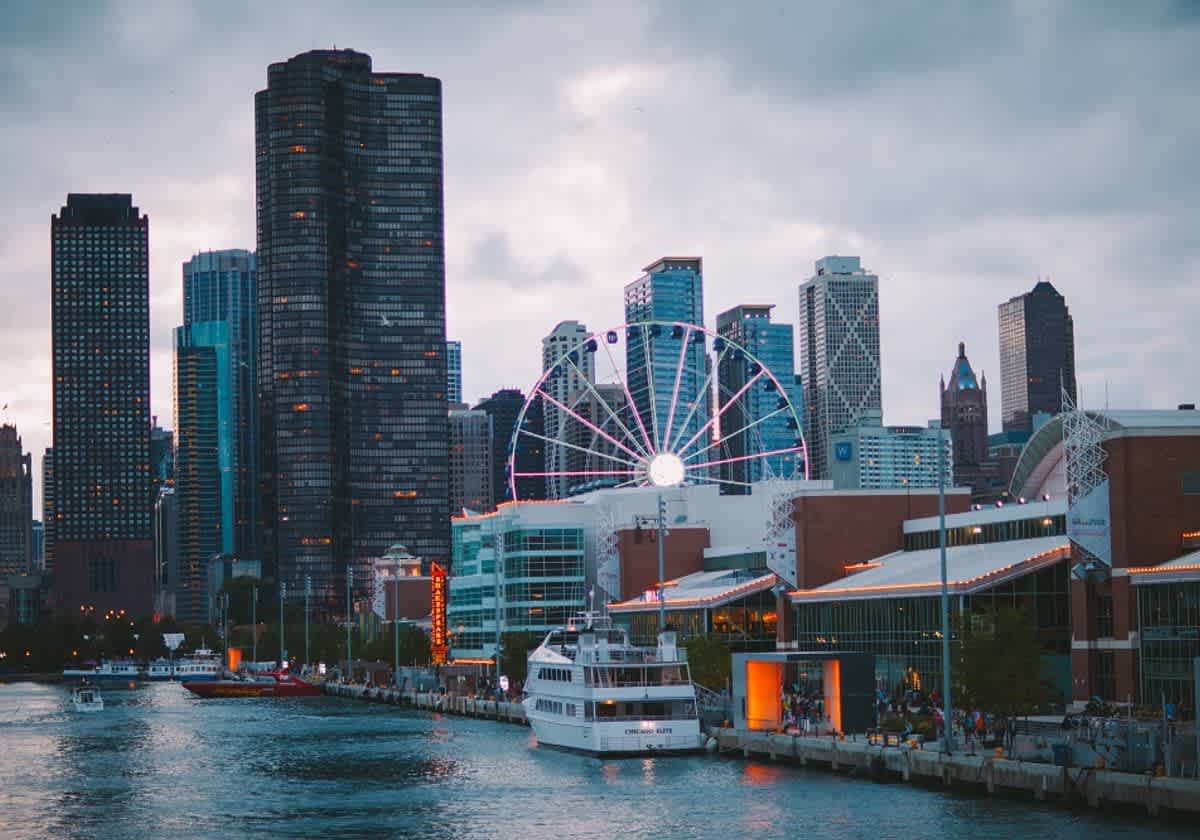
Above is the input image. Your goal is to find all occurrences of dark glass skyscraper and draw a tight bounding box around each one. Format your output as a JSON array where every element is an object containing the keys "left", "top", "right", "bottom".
[
  {"left": 182, "top": 250, "right": 256, "bottom": 564},
  {"left": 0, "top": 424, "right": 33, "bottom": 583},
  {"left": 256, "top": 50, "right": 448, "bottom": 609},
  {"left": 51, "top": 194, "right": 153, "bottom": 615},
  {"left": 474, "top": 388, "right": 544, "bottom": 503},
  {"left": 998, "top": 280, "right": 1076, "bottom": 433}
]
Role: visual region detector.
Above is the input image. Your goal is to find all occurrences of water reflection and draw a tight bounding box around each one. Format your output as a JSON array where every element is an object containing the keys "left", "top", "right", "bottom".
[{"left": 0, "top": 681, "right": 1195, "bottom": 840}]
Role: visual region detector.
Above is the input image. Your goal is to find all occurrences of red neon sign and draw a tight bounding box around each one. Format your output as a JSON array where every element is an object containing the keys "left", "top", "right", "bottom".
[{"left": 430, "top": 561, "right": 448, "bottom": 665}]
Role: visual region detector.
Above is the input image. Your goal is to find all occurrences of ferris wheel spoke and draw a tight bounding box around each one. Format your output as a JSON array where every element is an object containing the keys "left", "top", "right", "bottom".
[
  {"left": 611, "top": 478, "right": 643, "bottom": 489},
  {"left": 517, "top": 428, "right": 643, "bottom": 469},
  {"left": 677, "top": 369, "right": 767, "bottom": 457},
  {"left": 562, "top": 354, "right": 652, "bottom": 460},
  {"left": 683, "top": 405, "right": 789, "bottom": 463},
  {"left": 684, "top": 444, "right": 806, "bottom": 473},
  {"left": 686, "top": 472, "right": 756, "bottom": 489},
  {"left": 662, "top": 324, "right": 692, "bottom": 450},
  {"left": 639, "top": 325, "right": 661, "bottom": 450},
  {"left": 512, "top": 469, "right": 639, "bottom": 478},
  {"left": 668, "top": 341, "right": 732, "bottom": 453},
  {"left": 536, "top": 388, "right": 646, "bottom": 463},
  {"left": 600, "top": 335, "right": 656, "bottom": 456}
]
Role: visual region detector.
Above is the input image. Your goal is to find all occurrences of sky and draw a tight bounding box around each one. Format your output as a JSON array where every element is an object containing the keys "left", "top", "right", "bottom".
[{"left": 3, "top": 1, "right": 1199, "bottom": 514}]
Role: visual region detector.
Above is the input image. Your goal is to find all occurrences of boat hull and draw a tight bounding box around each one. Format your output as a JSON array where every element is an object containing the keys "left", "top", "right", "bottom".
[
  {"left": 526, "top": 710, "right": 703, "bottom": 756},
  {"left": 184, "top": 677, "right": 322, "bottom": 698}
]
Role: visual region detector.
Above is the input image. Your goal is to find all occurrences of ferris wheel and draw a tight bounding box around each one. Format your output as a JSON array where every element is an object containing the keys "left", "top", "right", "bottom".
[{"left": 507, "top": 320, "right": 808, "bottom": 500}]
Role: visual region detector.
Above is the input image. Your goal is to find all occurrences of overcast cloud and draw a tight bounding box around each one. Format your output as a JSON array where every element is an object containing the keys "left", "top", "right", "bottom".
[{"left": 3, "top": 1, "right": 1198, "bottom": 512}]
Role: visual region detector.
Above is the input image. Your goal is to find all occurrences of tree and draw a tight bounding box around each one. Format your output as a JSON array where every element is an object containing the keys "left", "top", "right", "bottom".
[
  {"left": 683, "top": 635, "right": 731, "bottom": 691},
  {"left": 955, "top": 606, "right": 1053, "bottom": 715},
  {"left": 499, "top": 631, "right": 540, "bottom": 685}
]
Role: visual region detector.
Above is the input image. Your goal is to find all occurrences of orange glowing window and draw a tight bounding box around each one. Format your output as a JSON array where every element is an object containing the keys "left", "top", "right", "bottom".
[
  {"left": 349, "top": 367, "right": 364, "bottom": 374},
  {"left": 423, "top": 351, "right": 438, "bottom": 358},
  {"left": 290, "top": 144, "right": 307, "bottom": 153},
  {"left": 391, "top": 368, "right": 400, "bottom": 376},
  {"left": 393, "top": 490, "right": 417, "bottom": 499},
  {"left": 293, "top": 402, "right": 310, "bottom": 412},
  {"left": 292, "top": 211, "right": 306, "bottom": 219}
]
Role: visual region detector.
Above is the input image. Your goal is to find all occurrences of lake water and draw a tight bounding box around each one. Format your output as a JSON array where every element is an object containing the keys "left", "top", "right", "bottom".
[{"left": 0, "top": 681, "right": 1190, "bottom": 840}]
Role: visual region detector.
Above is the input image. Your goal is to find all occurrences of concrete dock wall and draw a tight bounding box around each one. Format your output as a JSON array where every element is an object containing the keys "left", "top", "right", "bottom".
[
  {"left": 715, "top": 728, "right": 1200, "bottom": 818},
  {"left": 323, "top": 682, "right": 528, "bottom": 725}
]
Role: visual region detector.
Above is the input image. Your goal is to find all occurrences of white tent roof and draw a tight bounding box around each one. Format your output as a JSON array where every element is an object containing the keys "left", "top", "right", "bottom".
[{"left": 789, "top": 536, "right": 1069, "bottom": 603}]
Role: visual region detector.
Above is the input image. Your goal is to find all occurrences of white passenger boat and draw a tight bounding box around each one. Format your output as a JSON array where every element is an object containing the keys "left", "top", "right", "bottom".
[
  {"left": 71, "top": 685, "right": 105, "bottom": 712},
  {"left": 62, "top": 660, "right": 143, "bottom": 682},
  {"left": 523, "top": 614, "right": 703, "bottom": 756},
  {"left": 146, "top": 658, "right": 174, "bottom": 681},
  {"left": 175, "top": 648, "right": 222, "bottom": 683}
]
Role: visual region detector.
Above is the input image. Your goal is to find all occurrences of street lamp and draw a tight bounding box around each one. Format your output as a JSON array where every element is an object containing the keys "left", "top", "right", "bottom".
[
  {"left": 937, "top": 425, "right": 955, "bottom": 754},
  {"left": 279, "top": 581, "right": 287, "bottom": 668}
]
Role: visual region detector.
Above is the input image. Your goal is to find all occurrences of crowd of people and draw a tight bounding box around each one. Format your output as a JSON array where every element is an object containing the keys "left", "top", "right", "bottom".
[{"left": 781, "top": 688, "right": 829, "bottom": 735}]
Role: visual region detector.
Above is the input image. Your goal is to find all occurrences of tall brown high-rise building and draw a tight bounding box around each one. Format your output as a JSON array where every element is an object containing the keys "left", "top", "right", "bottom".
[
  {"left": 51, "top": 194, "right": 154, "bottom": 616},
  {"left": 998, "top": 280, "right": 1076, "bottom": 433}
]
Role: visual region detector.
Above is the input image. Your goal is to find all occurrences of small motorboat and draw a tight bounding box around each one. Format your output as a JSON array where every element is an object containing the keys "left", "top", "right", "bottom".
[
  {"left": 183, "top": 671, "right": 322, "bottom": 698},
  {"left": 71, "top": 685, "right": 105, "bottom": 712}
]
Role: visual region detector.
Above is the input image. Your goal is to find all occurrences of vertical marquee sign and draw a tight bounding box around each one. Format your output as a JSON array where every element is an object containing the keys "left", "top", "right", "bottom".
[{"left": 430, "top": 561, "right": 448, "bottom": 665}]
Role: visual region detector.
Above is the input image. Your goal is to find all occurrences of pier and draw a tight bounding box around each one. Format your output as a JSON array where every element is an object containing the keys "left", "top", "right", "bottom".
[
  {"left": 713, "top": 728, "right": 1200, "bottom": 818},
  {"left": 323, "top": 682, "right": 528, "bottom": 725}
]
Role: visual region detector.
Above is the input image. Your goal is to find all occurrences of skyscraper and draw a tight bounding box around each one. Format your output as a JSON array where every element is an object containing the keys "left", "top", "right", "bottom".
[
  {"left": 715, "top": 305, "right": 804, "bottom": 489},
  {"left": 0, "top": 425, "right": 33, "bottom": 582},
  {"left": 797, "top": 256, "right": 882, "bottom": 481},
  {"left": 448, "top": 406, "right": 493, "bottom": 513},
  {"left": 256, "top": 50, "right": 448, "bottom": 608},
  {"left": 446, "top": 340, "right": 462, "bottom": 404},
  {"left": 541, "top": 320, "right": 593, "bottom": 499},
  {"left": 41, "top": 448, "right": 54, "bottom": 575},
  {"left": 51, "top": 193, "right": 153, "bottom": 616},
  {"left": 998, "top": 280, "right": 1077, "bottom": 433},
  {"left": 940, "top": 342, "right": 992, "bottom": 497},
  {"left": 173, "top": 322, "right": 232, "bottom": 622},
  {"left": 474, "top": 388, "right": 544, "bottom": 503},
  {"left": 183, "top": 249, "right": 256, "bottom": 562},
  {"left": 624, "top": 258, "right": 706, "bottom": 454}
]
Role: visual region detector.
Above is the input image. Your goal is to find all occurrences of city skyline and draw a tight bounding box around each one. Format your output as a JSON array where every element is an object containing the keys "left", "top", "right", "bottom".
[{"left": 3, "top": 5, "right": 1199, "bottom": 511}]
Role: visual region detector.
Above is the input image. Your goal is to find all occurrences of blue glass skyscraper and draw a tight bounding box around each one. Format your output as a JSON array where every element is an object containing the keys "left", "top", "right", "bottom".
[
  {"left": 173, "top": 321, "right": 233, "bottom": 622},
  {"left": 623, "top": 258, "right": 707, "bottom": 455},
  {"left": 716, "top": 305, "right": 804, "bottom": 489},
  {"left": 447, "top": 340, "right": 462, "bottom": 404},
  {"left": 182, "top": 249, "right": 257, "bottom": 566}
]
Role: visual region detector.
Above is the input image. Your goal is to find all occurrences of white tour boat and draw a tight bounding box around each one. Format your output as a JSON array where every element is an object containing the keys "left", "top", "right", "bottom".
[
  {"left": 146, "top": 658, "right": 174, "bottom": 681},
  {"left": 71, "top": 685, "right": 105, "bottom": 712},
  {"left": 175, "top": 648, "right": 222, "bottom": 683},
  {"left": 523, "top": 614, "right": 702, "bottom": 756},
  {"left": 62, "top": 660, "right": 143, "bottom": 682}
]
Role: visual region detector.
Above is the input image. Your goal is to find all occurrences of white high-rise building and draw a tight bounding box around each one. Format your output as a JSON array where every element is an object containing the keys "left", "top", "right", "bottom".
[
  {"left": 798, "top": 256, "right": 882, "bottom": 480},
  {"left": 541, "top": 321, "right": 594, "bottom": 498}
]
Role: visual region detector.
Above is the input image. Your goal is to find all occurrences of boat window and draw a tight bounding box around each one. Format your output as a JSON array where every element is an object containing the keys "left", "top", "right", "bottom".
[{"left": 595, "top": 700, "right": 617, "bottom": 718}]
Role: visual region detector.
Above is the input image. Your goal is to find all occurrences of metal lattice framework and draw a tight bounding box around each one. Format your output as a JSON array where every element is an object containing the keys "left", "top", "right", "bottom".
[
  {"left": 1061, "top": 387, "right": 1109, "bottom": 509},
  {"left": 509, "top": 320, "right": 808, "bottom": 500},
  {"left": 764, "top": 478, "right": 800, "bottom": 587},
  {"left": 593, "top": 508, "right": 621, "bottom": 604}
]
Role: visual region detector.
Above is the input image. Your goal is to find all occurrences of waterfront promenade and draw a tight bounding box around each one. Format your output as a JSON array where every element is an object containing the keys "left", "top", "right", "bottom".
[
  {"left": 323, "top": 681, "right": 528, "bottom": 724},
  {"left": 326, "top": 680, "right": 1200, "bottom": 820}
]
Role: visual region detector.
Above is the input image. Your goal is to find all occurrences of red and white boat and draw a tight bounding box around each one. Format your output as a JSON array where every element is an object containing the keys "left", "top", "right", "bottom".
[{"left": 183, "top": 671, "right": 322, "bottom": 698}]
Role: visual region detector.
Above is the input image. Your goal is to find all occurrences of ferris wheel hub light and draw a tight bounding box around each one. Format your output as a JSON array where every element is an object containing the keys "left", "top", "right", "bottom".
[{"left": 647, "top": 453, "right": 686, "bottom": 488}]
